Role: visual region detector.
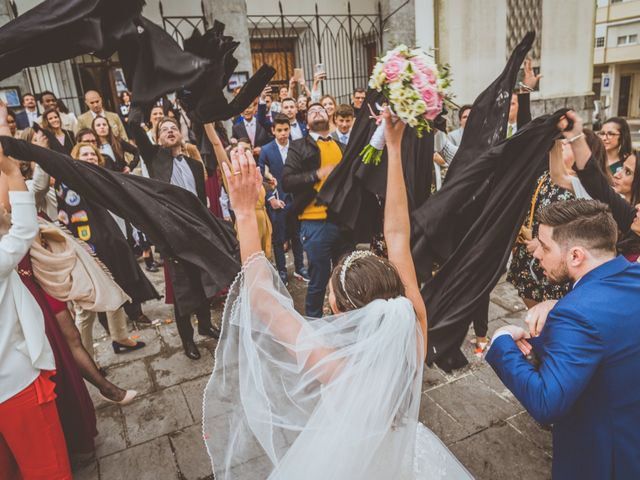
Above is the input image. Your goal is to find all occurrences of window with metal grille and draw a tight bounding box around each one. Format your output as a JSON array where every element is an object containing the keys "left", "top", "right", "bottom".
[{"left": 596, "top": 37, "right": 605, "bottom": 47}]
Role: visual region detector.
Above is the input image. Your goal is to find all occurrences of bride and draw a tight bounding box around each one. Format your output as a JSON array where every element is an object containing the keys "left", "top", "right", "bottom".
[{"left": 203, "top": 108, "right": 472, "bottom": 479}]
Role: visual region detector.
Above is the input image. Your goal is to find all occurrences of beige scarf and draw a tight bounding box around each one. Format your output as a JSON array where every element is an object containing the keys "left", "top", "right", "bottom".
[{"left": 29, "top": 219, "right": 131, "bottom": 311}]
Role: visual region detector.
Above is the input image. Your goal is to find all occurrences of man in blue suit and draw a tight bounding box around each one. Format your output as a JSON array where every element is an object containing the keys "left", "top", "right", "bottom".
[
  {"left": 14, "top": 93, "right": 38, "bottom": 130},
  {"left": 258, "top": 87, "right": 307, "bottom": 141},
  {"left": 258, "top": 113, "right": 309, "bottom": 285},
  {"left": 486, "top": 199, "right": 640, "bottom": 479}
]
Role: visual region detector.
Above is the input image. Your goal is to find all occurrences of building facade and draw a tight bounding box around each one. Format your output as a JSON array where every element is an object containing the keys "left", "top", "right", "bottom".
[
  {"left": 593, "top": 0, "right": 640, "bottom": 120},
  {"left": 4, "top": 0, "right": 596, "bottom": 124}
]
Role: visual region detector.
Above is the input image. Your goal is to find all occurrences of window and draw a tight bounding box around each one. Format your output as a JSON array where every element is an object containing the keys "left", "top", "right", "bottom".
[
  {"left": 596, "top": 36, "right": 605, "bottom": 47},
  {"left": 617, "top": 34, "right": 638, "bottom": 46}
]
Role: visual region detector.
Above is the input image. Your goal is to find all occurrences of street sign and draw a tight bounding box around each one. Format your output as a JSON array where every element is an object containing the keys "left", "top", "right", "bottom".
[{"left": 601, "top": 73, "right": 611, "bottom": 94}]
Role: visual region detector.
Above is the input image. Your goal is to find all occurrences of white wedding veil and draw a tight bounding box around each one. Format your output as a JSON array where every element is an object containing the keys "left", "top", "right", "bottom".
[{"left": 203, "top": 252, "right": 424, "bottom": 479}]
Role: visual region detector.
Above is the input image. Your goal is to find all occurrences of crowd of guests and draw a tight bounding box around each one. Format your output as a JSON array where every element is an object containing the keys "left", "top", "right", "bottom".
[
  {"left": 1, "top": 55, "right": 640, "bottom": 477},
  {"left": 0, "top": 75, "right": 366, "bottom": 475}
]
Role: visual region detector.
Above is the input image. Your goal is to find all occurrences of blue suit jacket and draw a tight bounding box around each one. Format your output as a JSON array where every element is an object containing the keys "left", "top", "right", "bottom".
[
  {"left": 15, "top": 110, "right": 31, "bottom": 130},
  {"left": 486, "top": 256, "right": 640, "bottom": 479},
  {"left": 256, "top": 102, "right": 307, "bottom": 140},
  {"left": 258, "top": 139, "right": 288, "bottom": 201}
]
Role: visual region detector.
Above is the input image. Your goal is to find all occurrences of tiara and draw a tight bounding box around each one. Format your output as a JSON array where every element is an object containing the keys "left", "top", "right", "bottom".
[{"left": 339, "top": 250, "right": 376, "bottom": 308}]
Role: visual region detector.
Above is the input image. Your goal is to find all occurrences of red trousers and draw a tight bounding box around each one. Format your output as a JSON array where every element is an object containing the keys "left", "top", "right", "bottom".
[{"left": 0, "top": 372, "right": 72, "bottom": 480}]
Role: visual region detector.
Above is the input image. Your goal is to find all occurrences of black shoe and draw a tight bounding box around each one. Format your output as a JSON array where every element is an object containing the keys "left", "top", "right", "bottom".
[
  {"left": 183, "top": 340, "right": 201, "bottom": 360},
  {"left": 198, "top": 325, "right": 220, "bottom": 339},
  {"left": 112, "top": 340, "right": 146, "bottom": 354},
  {"left": 145, "top": 263, "right": 159, "bottom": 273},
  {"left": 434, "top": 348, "right": 469, "bottom": 373},
  {"left": 134, "top": 314, "right": 153, "bottom": 325}
]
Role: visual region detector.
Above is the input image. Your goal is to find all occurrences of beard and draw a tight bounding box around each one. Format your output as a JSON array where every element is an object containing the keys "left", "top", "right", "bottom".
[
  {"left": 309, "top": 118, "right": 330, "bottom": 132},
  {"left": 543, "top": 260, "right": 571, "bottom": 284}
]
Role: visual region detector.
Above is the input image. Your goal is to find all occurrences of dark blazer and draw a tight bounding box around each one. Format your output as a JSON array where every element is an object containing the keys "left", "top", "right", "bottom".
[
  {"left": 486, "top": 256, "right": 640, "bottom": 480},
  {"left": 231, "top": 117, "right": 271, "bottom": 147},
  {"left": 281, "top": 135, "right": 344, "bottom": 219},
  {"left": 256, "top": 102, "right": 308, "bottom": 139},
  {"left": 15, "top": 110, "right": 33, "bottom": 130},
  {"left": 131, "top": 123, "right": 206, "bottom": 205},
  {"left": 258, "top": 139, "right": 288, "bottom": 200}
]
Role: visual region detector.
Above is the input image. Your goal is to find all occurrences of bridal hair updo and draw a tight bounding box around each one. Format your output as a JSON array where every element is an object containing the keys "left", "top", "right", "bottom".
[{"left": 329, "top": 250, "right": 405, "bottom": 312}]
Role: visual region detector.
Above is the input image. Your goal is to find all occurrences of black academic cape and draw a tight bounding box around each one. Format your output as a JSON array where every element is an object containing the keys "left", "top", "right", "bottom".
[
  {"left": 0, "top": 0, "right": 209, "bottom": 107},
  {"left": 0, "top": 137, "right": 240, "bottom": 314},
  {"left": 422, "top": 110, "right": 568, "bottom": 367},
  {"left": 411, "top": 32, "right": 536, "bottom": 269},
  {"left": 177, "top": 21, "right": 276, "bottom": 124},
  {"left": 316, "top": 89, "right": 434, "bottom": 243}
]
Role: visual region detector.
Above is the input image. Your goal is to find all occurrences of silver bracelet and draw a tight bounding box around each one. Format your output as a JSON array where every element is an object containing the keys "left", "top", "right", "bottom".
[{"left": 565, "top": 133, "right": 584, "bottom": 144}]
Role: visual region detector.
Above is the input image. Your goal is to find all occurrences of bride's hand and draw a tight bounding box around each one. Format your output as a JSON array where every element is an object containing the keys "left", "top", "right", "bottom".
[
  {"left": 222, "top": 145, "right": 263, "bottom": 216},
  {"left": 382, "top": 107, "right": 405, "bottom": 150}
]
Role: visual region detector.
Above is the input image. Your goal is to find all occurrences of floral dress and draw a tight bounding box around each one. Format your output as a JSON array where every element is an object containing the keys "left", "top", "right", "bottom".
[{"left": 507, "top": 171, "right": 574, "bottom": 302}]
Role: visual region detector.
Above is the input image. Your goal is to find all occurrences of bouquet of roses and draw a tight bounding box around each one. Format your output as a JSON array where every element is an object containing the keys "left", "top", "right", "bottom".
[{"left": 360, "top": 45, "right": 452, "bottom": 165}]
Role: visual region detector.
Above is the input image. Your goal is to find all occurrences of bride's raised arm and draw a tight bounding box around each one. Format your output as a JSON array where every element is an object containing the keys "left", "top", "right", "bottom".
[
  {"left": 382, "top": 109, "right": 428, "bottom": 353},
  {"left": 223, "top": 147, "right": 338, "bottom": 382}
]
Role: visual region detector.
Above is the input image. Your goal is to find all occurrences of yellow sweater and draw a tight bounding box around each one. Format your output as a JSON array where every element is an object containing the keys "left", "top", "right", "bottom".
[{"left": 299, "top": 140, "right": 343, "bottom": 221}]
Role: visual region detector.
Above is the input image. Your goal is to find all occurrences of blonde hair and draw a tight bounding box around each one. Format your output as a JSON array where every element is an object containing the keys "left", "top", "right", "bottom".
[{"left": 71, "top": 142, "right": 105, "bottom": 167}]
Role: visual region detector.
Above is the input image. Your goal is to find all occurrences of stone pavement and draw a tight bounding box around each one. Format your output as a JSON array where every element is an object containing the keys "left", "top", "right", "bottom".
[{"left": 72, "top": 266, "right": 552, "bottom": 480}]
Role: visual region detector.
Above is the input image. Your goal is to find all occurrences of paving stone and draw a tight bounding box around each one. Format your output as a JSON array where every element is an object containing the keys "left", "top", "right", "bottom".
[
  {"left": 490, "top": 282, "right": 526, "bottom": 313},
  {"left": 104, "top": 359, "right": 154, "bottom": 396},
  {"left": 124, "top": 386, "right": 193, "bottom": 445},
  {"left": 507, "top": 412, "right": 553, "bottom": 455},
  {"left": 422, "top": 365, "right": 447, "bottom": 391},
  {"left": 502, "top": 309, "right": 529, "bottom": 329},
  {"left": 449, "top": 423, "right": 551, "bottom": 480},
  {"left": 94, "top": 328, "right": 162, "bottom": 368},
  {"left": 472, "top": 364, "right": 520, "bottom": 406},
  {"left": 181, "top": 375, "right": 210, "bottom": 423},
  {"left": 100, "top": 436, "right": 179, "bottom": 480},
  {"left": 427, "top": 375, "right": 520, "bottom": 435},
  {"left": 72, "top": 460, "right": 99, "bottom": 480},
  {"left": 158, "top": 322, "right": 184, "bottom": 350},
  {"left": 95, "top": 405, "right": 127, "bottom": 458},
  {"left": 151, "top": 348, "right": 214, "bottom": 388},
  {"left": 488, "top": 301, "right": 509, "bottom": 322},
  {"left": 170, "top": 424, "right": 213, "bottom": 480},
  {"left": 419, "top": 394, "right": 472, "bottom": 445}
]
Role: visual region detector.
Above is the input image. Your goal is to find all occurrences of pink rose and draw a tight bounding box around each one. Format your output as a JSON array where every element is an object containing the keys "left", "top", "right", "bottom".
[
  {"left": 410, "top": 58, "right": 436, "bottom": 84},
  {"left": 383, "top": 54, "right": 408, "bottom": 82},
  {"left": 420, "top": 86, "right": 437, "bottom": 105},
  {"left": 412, "top": 72, "right": 430, "bottom": 93},
  {"left": 424, "top": 95, "right": 443, "bottom": 120}
]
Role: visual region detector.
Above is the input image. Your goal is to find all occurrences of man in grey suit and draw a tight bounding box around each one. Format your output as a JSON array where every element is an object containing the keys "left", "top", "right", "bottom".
[{"left": 447, "top": 104, "right": 471, "bottom": 146}]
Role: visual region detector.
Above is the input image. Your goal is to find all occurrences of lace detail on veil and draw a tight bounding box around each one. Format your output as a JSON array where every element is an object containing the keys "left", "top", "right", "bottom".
[{"left": 203, "top": 252, "right": 426, "bottom": 479}]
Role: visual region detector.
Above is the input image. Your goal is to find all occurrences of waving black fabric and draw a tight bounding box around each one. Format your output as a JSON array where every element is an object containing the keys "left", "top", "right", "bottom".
[
  {"left": 316, "top": 90, "right": 434, "bottom": 243},
  {"left": 178, "top": 22, "right": 276, "bottom": 123},
  {"left": 0, "top": 0, "right": 144, "bottom": 80},
  {"left": 0, "top": 137, "right": 241, "bottom": 311},
  {"left": 411, "top": 32, "right": 535, "bottom": 269},
  {"left": 423, "top": 110, "right": 567, "bottom": 367}
]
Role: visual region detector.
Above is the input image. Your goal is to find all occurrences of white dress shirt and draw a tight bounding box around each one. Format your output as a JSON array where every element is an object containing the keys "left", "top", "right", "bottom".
[
  {"left": 337, "top": 130, "right": 351, "bottom": 145},
  {"left": 278, "top": 141, "right": 289, "bottom": 164},
  {"left": 290, "top": 122, "right": 303, "bottom": 140},
  {"left": 244, "top": 117, "right": 257, "bottom": 145},
  {"left": 26, "top": 109, "right": 38, "bottom": 127},
  {"left": 0, "top": 192, "right": 55, "bottom": 403},
  {"left": 170, "top": 155, "right": 198, "bottom": 196}
]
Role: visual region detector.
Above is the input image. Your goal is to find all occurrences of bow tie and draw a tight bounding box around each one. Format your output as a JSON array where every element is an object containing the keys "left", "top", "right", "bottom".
[
  {"left": 317, "top": 136, "right": 332, "bottom": 142},
  {"left": 174, "top": 155, "right": 185, "bottom": 162}
]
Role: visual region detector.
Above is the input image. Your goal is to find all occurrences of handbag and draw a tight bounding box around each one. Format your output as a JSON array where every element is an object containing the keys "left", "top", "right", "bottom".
[
  {"left": 516, "top": 173, "right": 548, "bottom": 244},
  {"left": 29, "top": 219, "right": 131, "bottom": 311}
]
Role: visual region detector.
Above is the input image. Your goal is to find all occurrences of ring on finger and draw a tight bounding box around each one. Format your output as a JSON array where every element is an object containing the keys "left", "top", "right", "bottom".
[{"left": 233, "top": 171, "right": 241, "bottom": 176}]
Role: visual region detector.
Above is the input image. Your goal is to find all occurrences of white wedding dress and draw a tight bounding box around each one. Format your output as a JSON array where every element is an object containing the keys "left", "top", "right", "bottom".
[{"left": 203, "top": 253, "right": 473, "bottom": 479}]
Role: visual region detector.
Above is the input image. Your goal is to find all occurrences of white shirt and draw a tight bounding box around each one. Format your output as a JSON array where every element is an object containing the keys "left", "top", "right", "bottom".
[
  {"left": 170, "top": 155, "right": 198, "bottom": 196},
  {"left": 0, "top": 192, "right": 55, "bottom": 403},
  {"left": 26, "top": 109, "right": 38, "bottom": 127},
  {"left": 290, "top": 122, "right": 303, "bottom": 140},
  {"left": 244, "top": 117, "right": 257, "bottom": 145},
  {"left": 278, "top": 141, "right": 289, "bottom": 164}
]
